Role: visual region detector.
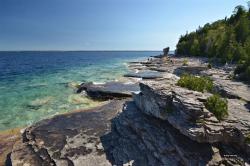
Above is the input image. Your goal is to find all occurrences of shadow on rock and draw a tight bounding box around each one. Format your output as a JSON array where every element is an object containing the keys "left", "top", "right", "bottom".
[{"left": 101, "top": 101, "right": 216, "bottom": 166}]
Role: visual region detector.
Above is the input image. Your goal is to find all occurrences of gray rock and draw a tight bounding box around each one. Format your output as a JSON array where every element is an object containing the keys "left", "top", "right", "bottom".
[
  {"left": 174, "top": 66, "right": 208, "bottom": 76},
  {"left": 124, "top": 70, "right": 163, "bottom": 79},
  {"left": 134, "top": 81, "right": 250, "bottom": 156},
  {"left": 213, "top": 79, "right": 250, "bottom": 102},
  {"left": 77, "top": 82, "right": 140, "bottom": 100},
  {"left": 163, "top": 47, "right": 170, "bottom": 55},
  {"left": 106, "top": 101, "right": 247, "bottom": 166},
  {"left": 201, "top": 68, "right": 250, "bottom": 102},
  {"left": 11, "top": 100, "right": 126, "bottom": 166}
]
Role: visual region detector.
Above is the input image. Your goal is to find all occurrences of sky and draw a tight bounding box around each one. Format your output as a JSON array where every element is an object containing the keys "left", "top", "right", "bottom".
[{"left": 0, "top": 0, "right": 248, "bottom": 51}]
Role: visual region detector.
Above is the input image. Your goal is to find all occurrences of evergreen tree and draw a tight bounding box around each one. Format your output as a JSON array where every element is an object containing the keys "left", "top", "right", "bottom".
[{"left": 176, "top": 4, "right": 250, "bottom": 82}]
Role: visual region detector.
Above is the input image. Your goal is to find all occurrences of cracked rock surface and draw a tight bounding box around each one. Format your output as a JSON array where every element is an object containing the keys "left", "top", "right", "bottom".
[
  {"left": 11, "top": 100, "right": 126, "bottom": 166},
  {"left": 134, "top": 80, "right": 250, "bottom": 157}
]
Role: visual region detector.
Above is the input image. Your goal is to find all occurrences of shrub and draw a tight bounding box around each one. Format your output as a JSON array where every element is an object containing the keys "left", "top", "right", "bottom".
[
  {"left": 177, "top": 74, "right": 213, "bottom": 92},
  {"left": 245, "top": 134, "right": 250, "bottom": 144},
  {"left": 207, "top": 63, "right": 212, "bottom": 69},
  {"left": 183, "top": 59, "right": 188, "bottom": 66},
  {"left": 205, "top": 95, "right": 228, "bottom": 121},
  {"left": 166, "top": 107, "right": 174, "bottom": 113}
]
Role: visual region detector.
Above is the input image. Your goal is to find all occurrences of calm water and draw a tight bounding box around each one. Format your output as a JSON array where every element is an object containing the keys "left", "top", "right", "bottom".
[{"left": 0, "top": 51, "right": 160, "bottom": 131}]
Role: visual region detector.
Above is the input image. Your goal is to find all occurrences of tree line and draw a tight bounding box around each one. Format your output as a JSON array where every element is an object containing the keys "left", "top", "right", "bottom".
[{"left": 176, "top": 5, "right": 250, "bottom": 82}]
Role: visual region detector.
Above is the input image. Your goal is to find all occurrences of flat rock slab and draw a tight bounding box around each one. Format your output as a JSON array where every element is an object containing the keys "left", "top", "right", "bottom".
[
  {"left": 124, "top": 70, "right": 163, "bottom": 79},
  {"left": 11, "top": 100, "right": 127, "bottom": 166},
  {"left": 214, "top": 79, "right": 250, "bottom": 102},
  {"left": 174, "top": 66, "right": 208, "bottom": 76},
  {"left": 77, "top": 82, "right": 140, "bottom": 100}
]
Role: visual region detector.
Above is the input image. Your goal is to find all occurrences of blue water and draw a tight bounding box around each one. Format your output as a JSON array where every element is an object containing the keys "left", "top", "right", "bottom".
[{"left": 0, "top": 51, "right": 160, "bottom": 131}]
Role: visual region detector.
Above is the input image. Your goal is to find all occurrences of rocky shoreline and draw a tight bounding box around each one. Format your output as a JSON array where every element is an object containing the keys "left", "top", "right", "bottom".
[{"left": 5, "top": 54, "right": 250, "bottom": 165}]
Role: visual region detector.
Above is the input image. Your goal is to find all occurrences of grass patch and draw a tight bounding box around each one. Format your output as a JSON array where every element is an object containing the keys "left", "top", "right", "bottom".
[
  {"left": 196, "top": 119, "right": 205, "bottom": 124},
  {"left": 177, "top": 74, "right": 213, "bottom": 92},
  {"left": 182, "top": 59, "right": 188, "bottom": 66},
  {"left": 205, "top": 94, "right": 228, "bottom": 121}
]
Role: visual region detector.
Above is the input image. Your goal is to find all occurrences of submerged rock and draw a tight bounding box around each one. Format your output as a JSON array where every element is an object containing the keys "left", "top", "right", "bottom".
[{"left": 77, "top": 82, "right": 140, "bottom": 100}]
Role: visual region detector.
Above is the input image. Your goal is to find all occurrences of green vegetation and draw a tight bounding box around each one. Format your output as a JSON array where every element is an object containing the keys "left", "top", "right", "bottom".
[
  {"left": 207, "top": 63, "right": 212, "bottom": 69},
  {"left": 245, "top": 134, "right": 250, "bottom": 144},
  {"left": 166, "top": 107, "right": 174, "bottom": 113},
  {"left": 205, "top": 95, "right": 228, "bottom": 121},
  {"left": 176, "top": 5, "right": 250, "bottom": 82},
  {"left": 196, "top": 119, "right": 205, "bottom": 124},
  {"left": 177, "top": 74, "right": 213, "bottom": 92},
  {"left": 183, "top": 59, "right": 188, "bottom": 66}
]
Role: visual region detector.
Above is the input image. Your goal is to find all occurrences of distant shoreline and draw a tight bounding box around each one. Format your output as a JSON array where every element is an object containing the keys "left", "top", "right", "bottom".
[{"left": 0, "top": 50, "right": 163, "bottom": 52}]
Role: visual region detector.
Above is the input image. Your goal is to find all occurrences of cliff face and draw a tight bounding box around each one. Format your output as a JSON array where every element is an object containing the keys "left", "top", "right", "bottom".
[{"left": 10, "top": 56, "right": 250, "bottom": 166}]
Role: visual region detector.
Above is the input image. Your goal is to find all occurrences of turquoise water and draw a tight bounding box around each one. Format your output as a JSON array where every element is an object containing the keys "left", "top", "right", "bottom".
[{"left": 0, "top": 51, "right": 160, "bottom": 131}]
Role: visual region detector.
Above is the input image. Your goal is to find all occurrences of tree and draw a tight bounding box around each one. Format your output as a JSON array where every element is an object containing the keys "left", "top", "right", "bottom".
[
  {"left": 175, "top": 5, "right": 250, "bottom": 82},
  {"left": 235, "top": 16, "right": 250, "bottom": 43}
]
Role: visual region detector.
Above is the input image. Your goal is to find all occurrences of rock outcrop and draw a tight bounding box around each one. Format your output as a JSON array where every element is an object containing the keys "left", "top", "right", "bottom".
[
  {"left": 106, "top": 101, "right": 225, "bottom": 166},
  {"left": 163, "top": 47, "right": 170, "bottom": 55},
  {"left": 134, "top": 80, "right": 250, "bottom": 157},
  {"left": 77, "top": 82, "right": 140, "bottom": 100},
  {"left": 11, "top": 100, "right": 126, "bottom": 166},
  {"left": 9, "top": 56, "right": 250, "bottom": 166}
]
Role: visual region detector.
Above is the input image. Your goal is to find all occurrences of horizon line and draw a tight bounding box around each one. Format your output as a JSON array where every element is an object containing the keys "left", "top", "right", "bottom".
[{"left": 0, "top": 50, "right": 164, "bottom": 52}]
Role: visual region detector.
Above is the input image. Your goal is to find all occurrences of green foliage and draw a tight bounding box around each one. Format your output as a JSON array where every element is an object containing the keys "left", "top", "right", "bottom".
[
  {"left": 205, "top": 95, "right": 228, "bottom": 121},
  {"left": 176, "top": 5, "right": 250, "bottom": 83},
  {"left": 245, "top": 133, "right": 250, "bottom": 144},
  {"left": 183, "top": 59, "right": 188, "bottom": 66},
  {"left": 166, "top": 107, "right": 174, "bottom": 113},
  {"left": 177, "top": 74, "right": 213, "bottom": 92},
  {"left": 207, "top": 63, "right": 212, "bottom": 69}
]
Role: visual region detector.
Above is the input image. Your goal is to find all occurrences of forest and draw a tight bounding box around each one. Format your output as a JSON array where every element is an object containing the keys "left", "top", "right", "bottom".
[{"left": 176, "top": 5, "right": 250, "bottom": 82}]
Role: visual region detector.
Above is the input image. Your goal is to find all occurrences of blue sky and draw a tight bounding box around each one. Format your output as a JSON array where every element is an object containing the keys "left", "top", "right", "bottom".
[{"left": 0, "top": 0, "right": 248, "bottom": 51}]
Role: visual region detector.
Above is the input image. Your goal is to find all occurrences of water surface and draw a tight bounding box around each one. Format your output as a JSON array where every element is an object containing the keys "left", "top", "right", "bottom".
[{"left": 0, "top": 51, "right": 160, "bottom": 131}]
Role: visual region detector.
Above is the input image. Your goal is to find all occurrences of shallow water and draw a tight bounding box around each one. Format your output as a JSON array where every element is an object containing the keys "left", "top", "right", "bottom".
[{"left": 0, "top": 51, "right": 160, "bottom": 131}]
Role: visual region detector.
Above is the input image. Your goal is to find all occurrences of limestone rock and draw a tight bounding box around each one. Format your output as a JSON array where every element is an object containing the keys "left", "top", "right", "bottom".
[
  {"left": 124, "top": 70, "right": 163, "bottom": 79},
  {"left": 163, "top": 47, "right": 170, "bottom": 55},
  {"left": 77, "top": 82, "right": 140, "bottom": 100},
  {"left": 11, "top": 100, "right": 127, "bottom": 166},
  {"left": 134, "top": 81, "right": 250, "bottom": 156}
]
